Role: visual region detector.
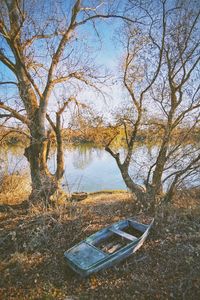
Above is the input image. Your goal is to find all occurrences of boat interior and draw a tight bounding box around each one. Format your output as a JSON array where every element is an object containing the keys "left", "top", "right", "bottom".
[{"left": 91, "top": 220, "right": 147, "bottom": 254}]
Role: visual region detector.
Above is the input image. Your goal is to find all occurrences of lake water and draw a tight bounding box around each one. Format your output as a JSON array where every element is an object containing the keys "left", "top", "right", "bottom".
[
  {"left": 51, "top": 146, "right": 128, "bottom": 192},
  {"left": 1, "top": 144, "right": 198, "bottom": 192},
  {"left": 0, "top": 145, "right": 129, "bottom": 192}
]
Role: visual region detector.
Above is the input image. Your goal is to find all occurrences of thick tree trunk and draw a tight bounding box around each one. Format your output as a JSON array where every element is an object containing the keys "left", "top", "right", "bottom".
[
  {"left": 25, "top": 145, "right": 57, "bottom": 201},
  {"left": 24, "top": 113, "right": 58, "bottom": 203},
  {"left": 25, "top": 141, "right": 58, "bottom": 202},
  {"left": 17, "top": 69, "right": 58, "bottom": 203}
]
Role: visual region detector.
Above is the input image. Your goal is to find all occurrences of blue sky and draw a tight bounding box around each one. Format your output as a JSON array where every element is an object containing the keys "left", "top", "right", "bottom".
[
  {"left": 0, "top": 0, "right": 169, "bottom": 126},
  {"left": 0, "top": 0, "right": 127, "bottom": 125}
]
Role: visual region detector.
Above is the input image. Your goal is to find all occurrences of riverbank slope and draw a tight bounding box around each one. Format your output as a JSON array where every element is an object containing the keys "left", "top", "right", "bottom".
[{"left": 0, "top": 183, "right": 199, "bottom": 299}]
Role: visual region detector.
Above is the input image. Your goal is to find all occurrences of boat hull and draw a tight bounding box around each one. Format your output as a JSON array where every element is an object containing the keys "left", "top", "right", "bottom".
[{"left": 64, "top": 218, "right": 154, "bottom": 276}]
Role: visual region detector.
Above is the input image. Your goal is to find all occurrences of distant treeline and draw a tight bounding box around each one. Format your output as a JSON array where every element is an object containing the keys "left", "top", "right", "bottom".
[{"left": 0, "top": 125, "right": 199, "bottom": 148}]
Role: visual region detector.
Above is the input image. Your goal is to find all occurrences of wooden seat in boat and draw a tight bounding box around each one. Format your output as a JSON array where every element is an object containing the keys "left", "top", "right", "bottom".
[{"left": 109, "top": 228, "right": 138, "bottom": 242}]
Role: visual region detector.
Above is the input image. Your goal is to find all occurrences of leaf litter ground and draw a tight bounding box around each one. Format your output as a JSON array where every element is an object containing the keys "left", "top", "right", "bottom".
[{"left": 0, "top": 191, "right": 200, "bottom": 299}]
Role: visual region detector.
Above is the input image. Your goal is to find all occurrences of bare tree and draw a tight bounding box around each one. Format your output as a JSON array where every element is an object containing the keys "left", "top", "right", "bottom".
[
  {"left": 106, "top": 0, "right": 200, "bottom": 213},
  {"left": 0, "top": 0, "right": 137, "bottom": 202}
]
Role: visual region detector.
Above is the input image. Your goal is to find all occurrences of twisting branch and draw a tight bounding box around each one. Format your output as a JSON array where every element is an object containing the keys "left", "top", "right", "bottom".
[{"left": 0, "top": 102, "right": 30, "bottom": 125}]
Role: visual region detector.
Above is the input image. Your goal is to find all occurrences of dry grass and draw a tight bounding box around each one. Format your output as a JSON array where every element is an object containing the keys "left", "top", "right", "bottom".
[{"left": 0, "top": 173, "right": 30, "bottom": 205}]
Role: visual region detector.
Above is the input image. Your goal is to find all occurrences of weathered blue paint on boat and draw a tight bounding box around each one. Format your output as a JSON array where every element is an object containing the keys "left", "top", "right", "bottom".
[{"left": 64, "top": 218, "right": 154, "bottom": 276}]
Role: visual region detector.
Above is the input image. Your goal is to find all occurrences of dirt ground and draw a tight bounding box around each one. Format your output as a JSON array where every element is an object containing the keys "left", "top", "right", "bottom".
[{"left": 0, "top": 191, "right": 200, "bottom": 300}]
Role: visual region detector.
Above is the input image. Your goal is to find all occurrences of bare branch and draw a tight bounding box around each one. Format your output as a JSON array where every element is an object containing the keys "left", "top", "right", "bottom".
[
  {"left": 0, "top": 102, "right": 30, "bottom": 125},
  {"left": 163, "top": 151, "right": 200, "bottom": 184},
  {"left": 0, "top": 81, "right": 18, "bottom": 86},
  {"left": 42, "top": 0, "right": 82, "bottom": 106},
  {"left": 140, "top": 0, "right": 167, "bottom": 99},
  {"left": 22, "top": 33, "right": 58, "bottom": 49},
  {"left": 0, "top": 51, "right": 16, "bottom": 74},
  {"left": 76, "top": 14, "right": 143, "bottom": 27},
  {"left": 46, "top": 113, "right": 56, "bottom": 132}
]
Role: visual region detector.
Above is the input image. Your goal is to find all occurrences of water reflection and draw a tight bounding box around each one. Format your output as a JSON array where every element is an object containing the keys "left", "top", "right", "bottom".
[
  {"left": 1, "top": 143, "right": 198, "bottom": 193},
  {"left": 0, "top": 145, "right": 28, "bottom": 174},
  {"left": 72, "top": 146, "right": 94, "bottom": 170},
  {"left": 0, "top": 144, "right": 127, "bottom": 192},
  {"left": 60, "top": 145, "right": 126, "bottom": 192}
]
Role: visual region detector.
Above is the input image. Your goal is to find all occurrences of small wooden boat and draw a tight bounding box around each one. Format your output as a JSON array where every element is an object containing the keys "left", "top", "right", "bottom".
[{"left": 64, "top": 218, "right": 154, "bottom": 276}]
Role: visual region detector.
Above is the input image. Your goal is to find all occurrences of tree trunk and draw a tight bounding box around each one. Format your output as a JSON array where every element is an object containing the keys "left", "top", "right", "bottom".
[
  {"left": 117, "top": 164, "right": 149, "bottom": 211},
  {"left": 120, "top": 165, "right": 162, "bottom": 214},
  {"left": 24, "top": 112, "right": 58, "bottom": 203},
  {"left": 55, "top": 131, "right": 65, "bottom": 180},
  {"left": 105, "top": 147, "right": 163, "bottom": 214},
  {"left": 25, "top": 145, "right": 57, "bottom": 201},
  {"left": 55, "top": 113, "right": 65, "bottom": 180}
]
